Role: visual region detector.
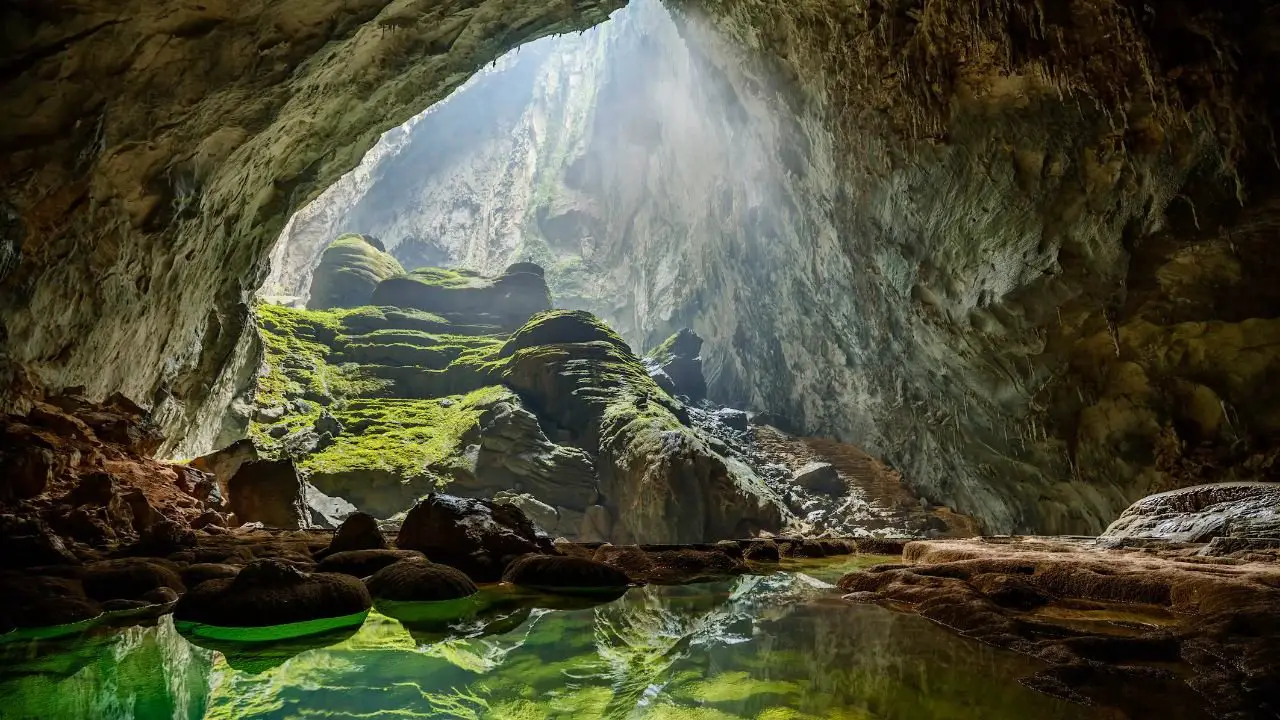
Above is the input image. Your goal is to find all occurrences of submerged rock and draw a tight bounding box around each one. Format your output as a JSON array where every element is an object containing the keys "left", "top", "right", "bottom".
[
  {"left": 395, "top": 494, "right": 554, "bottom": 582},
  {"left": 174, "top": 559, "right": 371, "bottom": 627}
]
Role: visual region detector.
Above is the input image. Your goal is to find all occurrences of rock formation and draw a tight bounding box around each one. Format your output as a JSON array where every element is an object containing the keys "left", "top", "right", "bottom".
[{"left": 306, "top": 234, "right": 404, "bottom": 310}]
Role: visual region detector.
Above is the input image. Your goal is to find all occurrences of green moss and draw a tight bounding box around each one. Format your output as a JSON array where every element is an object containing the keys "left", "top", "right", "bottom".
[
  {"left": 400, "top": 267, "right": 487, "bottom": 289},
  {"left": 299, "top": 387, "right": 511, "bottom": 480},
  {"left": 307, "top": 234, "right": 405, "bottom": 310}
]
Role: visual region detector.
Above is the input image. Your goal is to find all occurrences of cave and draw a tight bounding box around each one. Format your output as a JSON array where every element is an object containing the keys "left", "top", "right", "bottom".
[{"left": 2, "top": 0, "right": 1279, "bottom": 717}]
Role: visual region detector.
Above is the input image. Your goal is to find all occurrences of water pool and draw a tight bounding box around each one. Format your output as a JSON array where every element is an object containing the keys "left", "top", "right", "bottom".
[{"left": 0, "top": 560, "right": 1103, "bottom": 719}]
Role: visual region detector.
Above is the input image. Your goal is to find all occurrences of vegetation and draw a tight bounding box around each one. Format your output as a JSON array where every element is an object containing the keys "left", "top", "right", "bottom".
[{"left": 307, "top": 234, "right": 405, "bottom": 310}]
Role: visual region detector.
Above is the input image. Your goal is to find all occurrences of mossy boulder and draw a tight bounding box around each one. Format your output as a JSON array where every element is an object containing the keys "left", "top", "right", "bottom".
[
  {"left": 364, "top": 558, "right": 477, "bottom": 601},
  {"left": 174, "top": 559, "right": 371, "bottom": 628},
  {"left": 307, "top": 234, "right": 405, "bottom": 310},
  {"left": 395, "top": 494, "right": 555, "bottom": 582},
  {"left": 498, "top": 309, "right": 631, "bottom": 357},
  {"left": 370, "top": 265, "right": 550, "bottom": 328}
]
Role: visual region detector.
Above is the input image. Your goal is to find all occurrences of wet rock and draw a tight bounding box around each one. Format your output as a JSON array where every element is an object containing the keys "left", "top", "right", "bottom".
[
  {"left": 174, "top": 558, "right": 371, "bottom": 627},
  {"left": 741, "top": 538, "right": 780, "bottom": 562},
  {"left": 395, "top": 494, "right": 554, "bottom": 582},
  {"left": 594, "top": 544, "right": 748, "bottom": 584},
  {"left": 503, "top": 554, "right": 630, "bottom": 597},
  {"left": 792, "top": 462, "right": 843, "bottom": 495},
  {"left": 970, "top": 573, "right": 1053, "bottom": 610},
  {"left": 0, "top": 574, "right": 100, "bottom": 631},
  {"left": 81, "top": 558, "right": 185, "bottom": 602},
  {"left": 646, "top": 328, "right": 706, "bottom": 400},
  {"left": 227, "top": 459, "right": 307, "bottom": 529},
  {"left": 1101, "top": 482, "right": 1280, "bottom": 544},
  {"left": 316, "top": 512, "right": 388, "bottom": 560},
  {"left": 493, "top": 491, "right": 559, "bottom": 533},
  {"left": 318, "top": 549, "right": 426, "bottom": 578},
  {"left": 364, "top": 559, "right": 477, "bottom": 601}
]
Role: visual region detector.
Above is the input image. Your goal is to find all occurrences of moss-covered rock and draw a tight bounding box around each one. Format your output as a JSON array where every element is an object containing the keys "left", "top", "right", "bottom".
[
  {"left": 646, "top": 328, "right": 707, "bottom": 400},
  {"left": 307, "top": 235, "right": 405, "bottom": 310},
  {"left": 370, "top": 264, "right": 551, "bottom": 328}
]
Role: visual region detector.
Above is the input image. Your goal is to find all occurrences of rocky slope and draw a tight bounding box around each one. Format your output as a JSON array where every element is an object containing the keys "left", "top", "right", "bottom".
[
  {"left": 266, "top": 0, "right": 1280, "bottom": 535},
  {"left": 222, "top": 245, "right": 785, "bottom": 543}
]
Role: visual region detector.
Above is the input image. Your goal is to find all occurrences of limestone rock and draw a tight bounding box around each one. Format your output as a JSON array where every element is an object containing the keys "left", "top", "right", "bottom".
[
  {"left": 307, "top": 235, "right": 405, "bottom": 309},
  {"left": 501, "top": 554, "right": 630, "bottom": 597},
  {"left": 318, "top": 549, "right": 426, "bottom": 579},
  {"left": 0, "top": 515, "right": 78, "bottom": 568},
  {"left": 316, "top": 512, "right": 388, "bottom": 560},
  {"left": 175, "top": 559, "right": 371, "bottom": 628},
  {"left": 492, "top": 491, "right": 559, "bottom": 534},
  {"left": 792, "top": 462, "right": 843, "bottom": 495},
  {"left": 364, "top": 558, "right": 477, "bottom": 602},
  {"left": 1, "top": 444, "right": 54, "bottom": 501},
  {"left": 0, "top": 574, "right": 100, "bottom": 631},
  {"left": 81, "top": 558, "right": 185, "bottom": 603},
  {"left": 580, "top": 505, "right": 613, "bottom": 543},
  {"left": 1101, "top": 482, "right": 1280, "bottom": 544},
  {"left": 395, "top": 494, "right": 554, "bottom": 582},
  {"left": 227, "top": 459, "right": 307, "bottom": 529},
  {"left": 646, "top": 329, "right": 706, "bottom": 400},
  {"left": 371, "top": 266, "right": 550, "bottom": 329}
]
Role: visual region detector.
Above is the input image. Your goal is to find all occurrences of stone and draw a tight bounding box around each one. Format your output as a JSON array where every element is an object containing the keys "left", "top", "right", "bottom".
[
  {"left": 580, "top": 504, "right": 613, "bottom": 543},
  {"left": 364, "top": 559, "right": 478, "bottom": 601},
  {"left": 174, "top": 559, "right": 372, "bottom": 627},
  {"left": 126, "top": 519, "right": 197, "bottom": 556},
  {"left": 0, "top": 574, "right": 100, "bottom": 631},
  {"left": 227, "top": 459, "right": 307, "bottom": 529},
  {"left": 192, "top": 509, "right": 228, "bottom": 529},
  {"left": 646, "top": 329, "right": 706, "bottom": 400},
  {"left": 255, "top": 405, "right": 286, "bottom": 423},
  {"left": 792, "top": 462, "right": 843, "bottom": 495},
  {"left": 492, "top": 491, "right": 559, "bottom": 533},
  {"left": 395, "top": 494, "right": 554, "bottom": 582},
  {"left": 1101, "top": 482, "right": 1280, "bottom": 544},
  {"left": 501, "top": 554, "right": 630, "bottom": 597},
  {"left": 307, "top": 235, "right": 405, "bottom": 310},
  {"left": 0, "top": 515, "right": 79, "bottom": 568},
  {"left": 2, "top": 444, "right": 55, "bottom": 501},
  {"left": 303, "top": 481, "right": 357, "bottom": 530},
  {"left": 121, "top": 488, "right": 160, "bottom": 533},
  {"left": 372, "top": 266, "right": 551, "bottom": 329},
  {"left": 314, "top": 409, "right": 344, "bottom": 437},
  {"left": 318, "top": 549, "right": 426, "bottom": 578},
  {"left": 316, "top": 512, "right": 388, "bottom": 560},
  {"left": 594, "top": 544, "right": 748, "bottom": 584},
  {"left": 81, "top": 558, "right": 185, "bottom": 602},
  {"left": 714, "top": 408, "right": 750, "bottom": 432},
  {"left": 180, "top": 563, "right": 241, "bottom": 588},
  {"left": 189, "top": 439, "right": 258, "bottom": 497}
]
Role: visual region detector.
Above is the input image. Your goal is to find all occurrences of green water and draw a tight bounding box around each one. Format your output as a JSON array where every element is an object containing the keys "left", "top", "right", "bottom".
[{"left": 0, "top": 561, "right": 1102, "bottom": 720}]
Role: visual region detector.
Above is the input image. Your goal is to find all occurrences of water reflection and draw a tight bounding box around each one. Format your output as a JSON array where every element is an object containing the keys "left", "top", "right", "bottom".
[{"left": 0, "top": 567, "right": 1108, "bottom": 719}]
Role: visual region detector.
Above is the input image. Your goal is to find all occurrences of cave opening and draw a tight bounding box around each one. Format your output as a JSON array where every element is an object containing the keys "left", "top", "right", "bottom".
[{"left": 3, "top": 1, "right": 1280, "bottom": 715}]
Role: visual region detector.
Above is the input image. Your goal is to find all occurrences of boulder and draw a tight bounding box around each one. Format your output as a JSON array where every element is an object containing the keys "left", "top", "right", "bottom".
[
  {"left": 0, "top": 574, "right": 100, "bottom": 631},
  {"left": 493, "top": 491, "right": 559, "bottom": 533},
  {"left": 792, "top": 462, "right": 843, "bottom": 495},
  {"left": 174, "top": 559, "right": 371, "bottom": 627},
  {"left": 593, "top": 544, "right": 748, "bottom": 584},
  {"left": 501, "top": 555, "right": 630, "bottom": 597},
  {"left": 646, "top": 328, "right": 706, "bottom": 400},
  {"left": 1101, "top": 482, "right": 1280, "bottom": 544},
  {"left": 364, "top": 559, "right": 477, "bottom": 601},
  {"left": 307, "top": 234, "right": 405, "bottom": 310},
  {"left": 81, "top": 558, "right": 185, "bottom": 602},
  {"left": 318, "top": 549, "right": 426, "bottom": 578},
  {"left": 125, "top": 518, "right": 197, "bottom": 556},
  {"left": 303, "top": 482, "right": 357, "bottom": 529},
  {"left": 316, "top": 512, "right": 388, "bottom": 560},
  {"left": 227, "top": 459, "right": 307, "bottom": 529},
  {"left": 395, "top": 494, "right": 554, "bottom": 582},
  {"left": 314, "top": 409, "right": 344, "bottom": 437},
  {"left": 180, "top": 563, "right": 241, "bottom": 588},
  {"left": 714, "top": 408, "right": 750, "bottom": 432},
  {"left": 190, "top": 439, "right": 258, "bottom": 498}
]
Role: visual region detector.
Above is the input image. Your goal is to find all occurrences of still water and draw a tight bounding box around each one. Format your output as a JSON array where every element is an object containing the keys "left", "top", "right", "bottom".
[{"left": 0, "top": 559, "right": 1100, "bottom": 720}]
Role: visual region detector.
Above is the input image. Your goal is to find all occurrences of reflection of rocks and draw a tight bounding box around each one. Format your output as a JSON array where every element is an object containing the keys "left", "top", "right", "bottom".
[
  {"left": 839, "top": 537, "right": 1279, "bottom": 718},
  {"left": 1101, "top": 482, "right": 1280, "bottom": 544}
]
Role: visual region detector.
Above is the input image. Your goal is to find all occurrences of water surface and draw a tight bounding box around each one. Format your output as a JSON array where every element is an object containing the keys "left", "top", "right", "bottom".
[{"left": 0, "top": 560, "right": 1102, "bottom": 719}]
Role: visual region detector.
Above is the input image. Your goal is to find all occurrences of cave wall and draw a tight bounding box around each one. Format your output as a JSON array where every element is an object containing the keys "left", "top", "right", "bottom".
[{"left": 0, "top": 0, "right": 625, "bottom": 455}]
